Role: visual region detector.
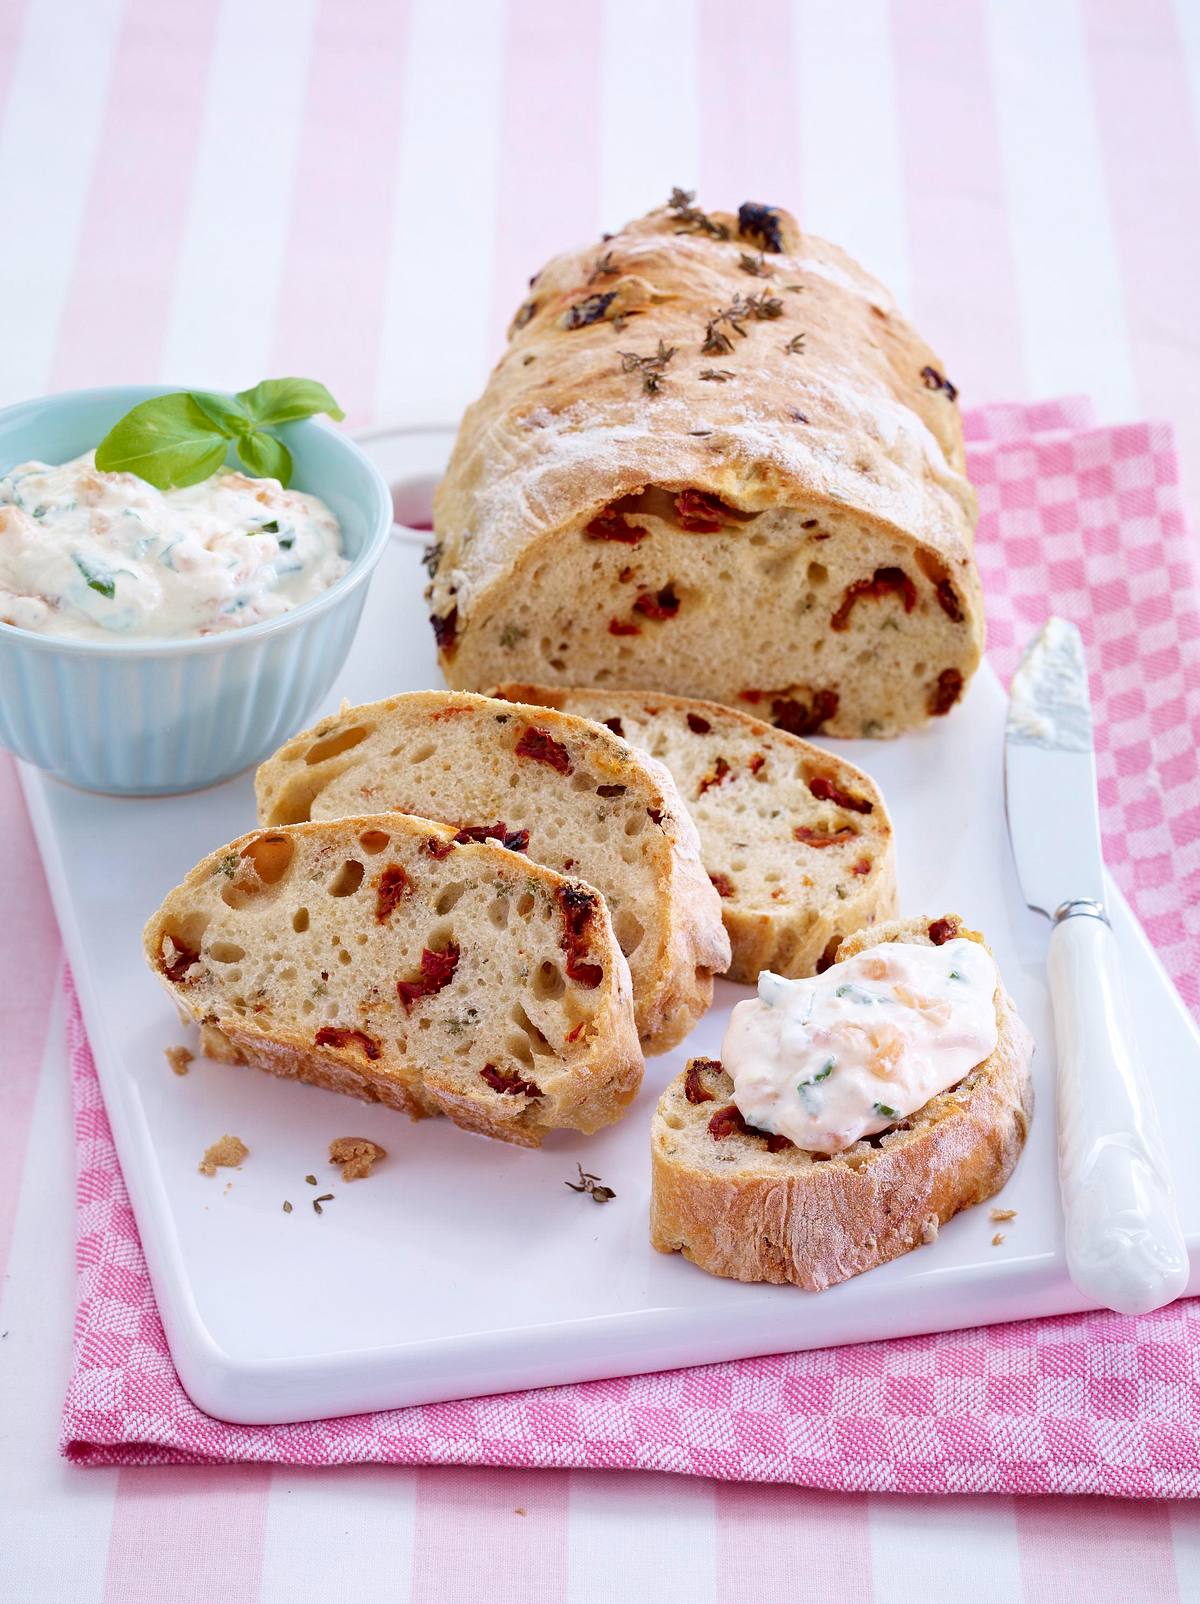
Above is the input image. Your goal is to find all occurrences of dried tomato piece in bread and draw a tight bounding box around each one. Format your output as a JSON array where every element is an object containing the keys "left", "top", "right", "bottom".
[
  {"left": 254, "top": 691, "right": 730, "bottom": 1054},
  {"left": 492, "top": 684, "right": 897, "bottom": 984},
  {"left": 650, "top": 915, "right": 1033, "bottom": 1288},
  {"left": 428, "top": 198, "right": 983, "bottom": 737},
  {"left": 144, "top": 816, "right": 643, "bottom": 1148}
]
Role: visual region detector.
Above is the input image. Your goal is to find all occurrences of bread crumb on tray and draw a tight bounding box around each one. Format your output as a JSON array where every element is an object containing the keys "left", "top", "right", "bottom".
[
  {"left": 330, "top": 1137, "right": 387, "bottom": 1181},
  {"left": 165, "top": 1044, "right": 193, "bottom": 1076},
  {"left": 989, "top": 1207, "right": 1017, "bottom": 1222},
  {"left": 991, "top": 1232, "right": 1006, "bottom": 1247},
  {"left": 199, "top": 1135, "right": 248, "bottom": 1177}
]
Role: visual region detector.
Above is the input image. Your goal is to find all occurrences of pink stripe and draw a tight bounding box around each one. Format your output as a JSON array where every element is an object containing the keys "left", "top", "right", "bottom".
[
  {"left": 698, "top": 0, "right": 800, "bottom": 211},
  {"left": 489, "top": 0, "right": 603, "bottom": 348},
  {"left": 716, "top": 1484, "right": 873, "bottom": 1601},
  {"left": 889, "top": 0, "right": 1025, "bottom": 403},
  {"left": 0, "top": 0, "right": 29, "bottom": 122},
  {"left": 49, "top": 0, "right": 220, "bottom": 391},
  {"left": 1016, "top": 1496, "right": 1181, "bottom": 1602},
  {"left": 102, "top": 1466, "right": 270, "bottom": 1604},
  {"left": 1083, "top": 0, "right": 1200, "bottom": 528},
  {"left": 409, "top": 1466, "right": 568, "bottom": 1603},
  {"left": 0, "top": 756, "right": 60, "bottom": 1283},
  {"left": 269, "top": 0, "right": 411, "bottom": 427}
]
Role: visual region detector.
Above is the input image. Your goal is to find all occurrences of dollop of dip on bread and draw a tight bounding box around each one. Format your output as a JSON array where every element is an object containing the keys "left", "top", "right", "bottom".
[{"left": 723, "top": 938, "right": 998, "bottom": 1153}]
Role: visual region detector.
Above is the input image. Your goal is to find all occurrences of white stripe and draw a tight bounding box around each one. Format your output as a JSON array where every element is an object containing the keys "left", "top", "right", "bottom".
[
  {"left": 0, "top": 0, "right": 126, "bottom": 404},
  {"left": 0, "top": 978, "right": 117, "bottom": 1602},
  {"left": 1175, "top": 0, "right": 1200, "bottom": 145},
  {"left": 985, "top": 0, "right": 1139, "bottom": 421},
  {"left": 1172, "top": 1504, "right": 1200, "bottom": 1601},
  {"left": 869, "top": 1495, "right": 1023, "bottom": 1604},
  {"left": 373, "top": 0, "right": 505, "bottom": 428},
  {"left": 567, "top": 1471, "right": 717, "bottom": 1604},
  {"left": 160, "top": 0, "right": 317, "bottom": 388},
  {"left": 260, "top": 1465, "right": 417, "bottom": 1603},
  {"left": 599, "top": 0, "right": 700, "bottom": 231},
  {"left": 794, "top": 0, "right": 912, "bottom": 312}
]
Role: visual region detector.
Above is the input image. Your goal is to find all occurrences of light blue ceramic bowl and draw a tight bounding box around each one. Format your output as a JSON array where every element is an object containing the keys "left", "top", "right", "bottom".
[{"left": 0, "top": 386, "right": 393, "bottom": 795}]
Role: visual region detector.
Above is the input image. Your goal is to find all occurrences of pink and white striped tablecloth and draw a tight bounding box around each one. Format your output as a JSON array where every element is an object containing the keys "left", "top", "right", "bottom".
[{"left": 4, "top": 1, "right": 1200, "bottom": 1598}]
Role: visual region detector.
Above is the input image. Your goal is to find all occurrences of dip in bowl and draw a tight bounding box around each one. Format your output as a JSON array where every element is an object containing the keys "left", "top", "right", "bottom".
[{"left": 0, "top": 386, "right": 392, "bottom": 794}]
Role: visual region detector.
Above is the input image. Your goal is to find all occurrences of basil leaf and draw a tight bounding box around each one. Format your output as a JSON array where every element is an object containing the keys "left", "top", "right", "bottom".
[
  {"left": 873, "top": 1102, "right": 898, "bottom": 1119},
  {"left": 236, "top": 377, "right": 345, "bottom": 427},
  {"left": 191, "top": 391, "right": 253, "bottom": 438},
  {"left": 95, "top": 394, "right": 230, "bottom": 489},
  {"left": 72, "top": 552, "right": 116, "bottom": 599},
  {"left": 237, "top": 429, "right": 293, "bottom": 485}
]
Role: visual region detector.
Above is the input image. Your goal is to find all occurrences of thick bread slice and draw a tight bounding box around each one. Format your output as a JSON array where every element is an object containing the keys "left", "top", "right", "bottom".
[
  {"left": 254, "top": 691, "right": 730, "bottom": 1054},
  {"left": 144, "top": 814, "right": 643, "bottom": 1148},
  {"left": 492, "top": 682, "right": 898, "bottom": 983},
  {"left": 429, "top": 199, "right": 983, "bottom": 737},
  {"left": 650, "top": 913, "right": 1034, "bottom": 1288}
]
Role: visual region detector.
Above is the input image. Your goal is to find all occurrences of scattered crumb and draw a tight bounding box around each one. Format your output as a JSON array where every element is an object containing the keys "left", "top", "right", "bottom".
[
  {"left": 198, "top": 1135, "right": 248, "bottom": 1177},
  {"left": 165, "top": 1044, "right": 193, "bottom": 1077},
  {"left": 305, "top": 1174, "right": 318, "bottom": 1186},
  {"left": 515, "top": 1507, "right": 527, "bottom": 1517},
  {"left": 282, "top": 1201, "right": 293, "bottom": 1214},
  {"left": 313, "top": 1193, "right": 334, "bottom": 1215},
  {"left": 990, "top": 1207, "right": 1017, "bottom": 1222},
  {"left": 330, "top": 1136, "right": 387, "bottom": 1181},
  {"left": 920, "top": 1214, "right": 939, "bottom": 1245},
  {"left": 223, "top": 1181, "right": 232, "bottom": 1196},
  {"left": 992, "top": 1232, "right": 1006, "bottom": 1247}
]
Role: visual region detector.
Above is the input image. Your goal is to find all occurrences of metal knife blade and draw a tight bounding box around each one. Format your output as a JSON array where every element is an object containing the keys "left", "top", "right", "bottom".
[{"left": 1005, "top": 617, "right": 1103, "bottom": 919}]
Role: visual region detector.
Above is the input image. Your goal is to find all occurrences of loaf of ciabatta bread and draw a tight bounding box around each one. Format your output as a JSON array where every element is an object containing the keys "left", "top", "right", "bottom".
[
  {"left": 144, "top": 815, "right": 643, "bottom": 1147},
  {"left": 650, "top": 914, "right": 1033, "bottom": 1288},
  {"left": 254, "top": 691, "right": 730, "bottom": 1054},
  {"left": 428, "top": 193, "right": 982, "bottom": 738},
  {"left": 492, "top": 683, "right": 897, "bottom": 983}
]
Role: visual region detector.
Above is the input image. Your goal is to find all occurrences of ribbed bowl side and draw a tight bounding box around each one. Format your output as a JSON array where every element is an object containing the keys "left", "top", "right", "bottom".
[{"left": 0, "top": 584, "right": 370, "bottom": 795}]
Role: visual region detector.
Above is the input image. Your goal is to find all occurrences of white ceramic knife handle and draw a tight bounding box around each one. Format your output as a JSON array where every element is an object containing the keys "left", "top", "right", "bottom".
[{"left": 1049, "top": 905, "right": 1189, "bottom": 1315}]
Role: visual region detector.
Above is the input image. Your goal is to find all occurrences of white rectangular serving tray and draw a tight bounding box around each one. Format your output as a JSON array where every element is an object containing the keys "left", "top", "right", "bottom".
[{"left": 21, "top": 446, "right": 1200, "bottom": 1425}]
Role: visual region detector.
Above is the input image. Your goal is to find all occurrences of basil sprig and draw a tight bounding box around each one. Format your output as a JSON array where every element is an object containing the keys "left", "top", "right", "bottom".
[{"left": 95, "top": 378, "right": 345, "bottom": 491}]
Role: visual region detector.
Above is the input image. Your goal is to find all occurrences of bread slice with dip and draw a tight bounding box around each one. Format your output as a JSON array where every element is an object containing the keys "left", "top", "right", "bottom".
[{"left": 650, "top": 913, "right": 1034, "bottom": 1289}]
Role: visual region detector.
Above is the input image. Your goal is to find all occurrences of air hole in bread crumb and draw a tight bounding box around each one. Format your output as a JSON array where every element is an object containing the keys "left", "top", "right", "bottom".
[
  {"left": 358, "top": 829, "right": 391, "bottom": 854},
  {"left": 614, "top": 910, "right": 645, "bottom": 955},
  {"left": 512, "top": 1002, "right": 554, "bottom": 1057},
  {"left": 623, "top": 812, "right": 646, "bottom": 837},
  {"left": 913, "top": 661, "right": 927, "bottom": 677},
  {"left": 407, "top": 742, "right": 435, "bottom": 763},
  {"left": 241, "top": 832, "right": 295, "bottom": 886},
  {"left": 435, "top": 882, "right": 467, "bottom": 915},
  {"left": 488, "top": 895, "right": 511, "bottom": 929},
  {"left": 209, "top": 941, "right": 245, "bottom": 964},
  {"left": 533, "top": 960, "right": 565, "bottom": 1001},
  {"left": 304, "top": 725, "right": 371, "bottom": 765},
  {"left": 328, "top": 859, "right": 365, "bottom": 897},
  {"left": 662, "top": 1111, "right": 684, "bottom": 1130},
  {"left": 506, "top": 1032, "right": 535, "bottom": 1069},
  {"left": 301, "top": 998, "right": 314, "bottom": 1015},
  {"left": 516, "top": 892, "right": 535, "bottom": 918},
  {"left": 571, "top": 769, "right": 595, "bottom": 793},
  {"left": 293, "top": 907, "right": 310, "bottom": 933},
  {"left": 337, "top": 950, "right": 352, "bottom": 965},
  {"left": 807, "top": 562, "right": 828, "bottom": 585}
]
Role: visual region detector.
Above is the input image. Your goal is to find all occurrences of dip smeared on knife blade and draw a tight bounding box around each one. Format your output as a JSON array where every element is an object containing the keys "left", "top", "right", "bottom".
[{"left": 1006, "top": 616, "right": 1092, "bottom": 752}]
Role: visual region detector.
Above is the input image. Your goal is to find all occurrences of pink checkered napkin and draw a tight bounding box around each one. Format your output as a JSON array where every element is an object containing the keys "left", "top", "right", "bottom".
[{"left": 61, "top": 399, "right": 1200, "bottom": 1494}]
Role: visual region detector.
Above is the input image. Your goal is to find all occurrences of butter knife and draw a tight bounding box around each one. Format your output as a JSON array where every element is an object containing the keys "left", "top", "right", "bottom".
[{"left": 1005, "top": 617, "right": 1188, "bottom": 1315}]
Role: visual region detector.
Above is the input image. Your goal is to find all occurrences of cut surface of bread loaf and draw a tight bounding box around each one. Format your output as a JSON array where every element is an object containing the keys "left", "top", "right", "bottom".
[
  {"left": 144, "top": 814, "right": 643, "bottom": 1148},
  {"left": 429, "top": 197, "right": 983, "bottom": 737},
  {"left": 492, "top": 683, "right": 897, "bottom": 983},
  {"left": 650, "top": 913, "right": 1033, "bottom": 1288},
  {"left": 254, "top": 692, "right": 730, "bottom": 1054}
]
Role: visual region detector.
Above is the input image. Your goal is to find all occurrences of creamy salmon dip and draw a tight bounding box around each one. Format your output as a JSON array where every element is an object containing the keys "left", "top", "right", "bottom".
[
  {"left": 0, "top": 451, "right": 346, "bottom": 641},
  {"left": 722, "top": 938, "right": 999, "bottom": 1153}
]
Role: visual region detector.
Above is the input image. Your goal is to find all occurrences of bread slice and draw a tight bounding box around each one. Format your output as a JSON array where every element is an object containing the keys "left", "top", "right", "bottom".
[
  {"left": 428, "top": 200, "right": 983, "bottom": 737},
  {"left": 650, "top": 913, "right": 1034, "bottom": 1288},
  {"left": 144, "top": 814, "right": 643, "bottom": 1148},
  {"left": 254, "top": 691, "right": 730, "bottom": 1054},
  {"left": 492, "top": 683, "right": 898, "bottom": 983}
]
